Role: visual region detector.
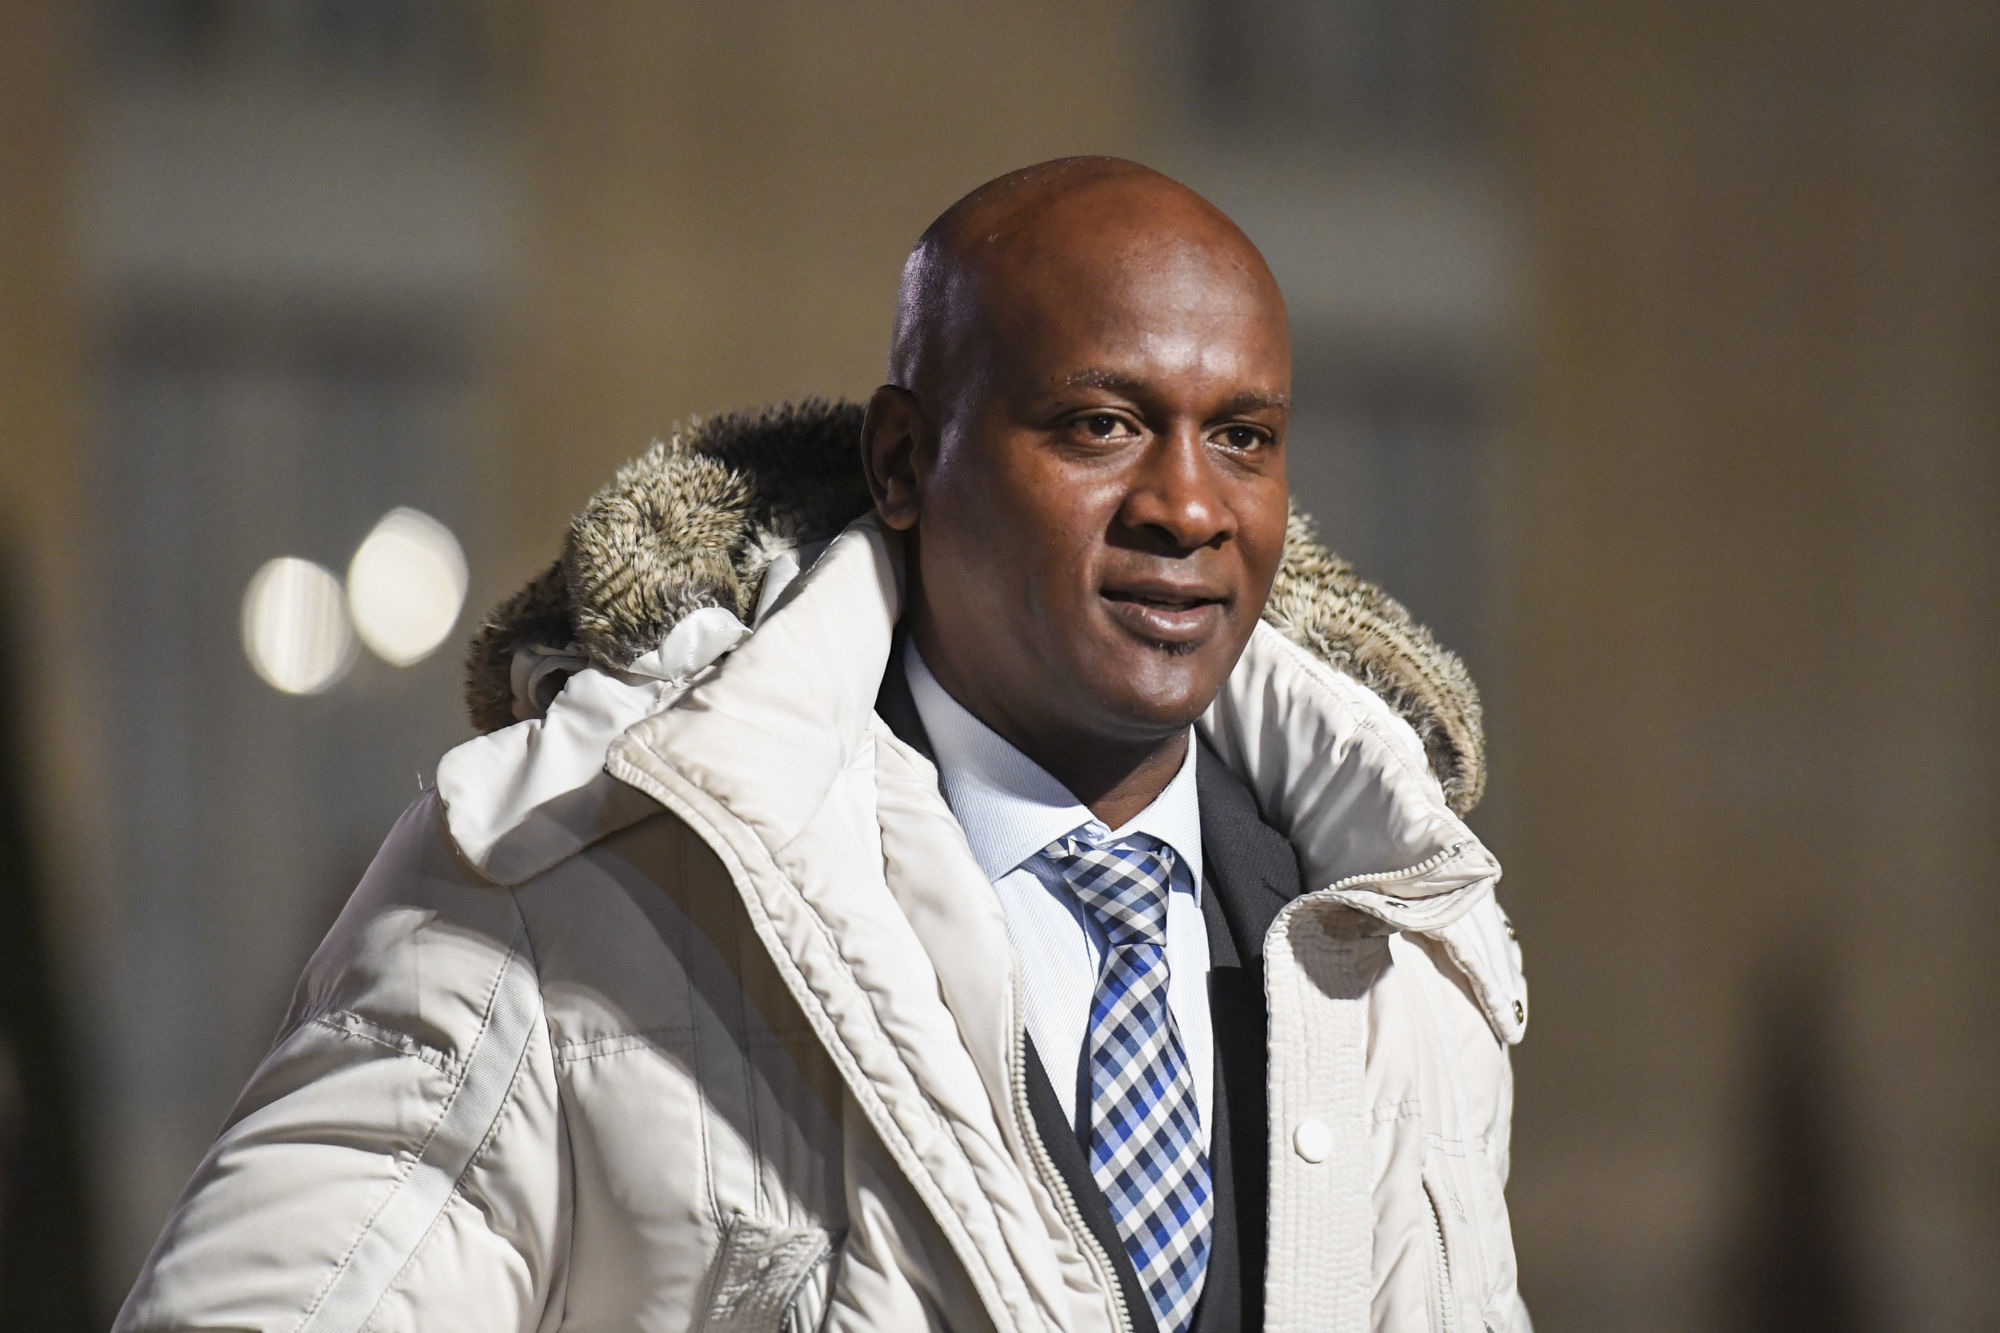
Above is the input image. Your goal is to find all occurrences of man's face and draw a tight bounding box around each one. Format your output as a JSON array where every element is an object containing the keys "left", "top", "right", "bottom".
[{"left": 899, "top": 204, "right": 1291, "bottom": 751}]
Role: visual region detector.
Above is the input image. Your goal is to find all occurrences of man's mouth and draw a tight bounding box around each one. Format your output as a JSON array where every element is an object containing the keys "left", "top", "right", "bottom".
[{"left": 1100, "top": 584, "right": 1227, "bottom": 646}]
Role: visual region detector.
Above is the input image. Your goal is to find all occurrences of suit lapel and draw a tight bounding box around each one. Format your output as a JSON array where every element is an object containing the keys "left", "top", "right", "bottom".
[
  {"left": 1190, "top": 736, "right": 1304, "bottom": 1333},
  {"left": 1194, "top": 735, "right": 1299, "bottom": 961}
]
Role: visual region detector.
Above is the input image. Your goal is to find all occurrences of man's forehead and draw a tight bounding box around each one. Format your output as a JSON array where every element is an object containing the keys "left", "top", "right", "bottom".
[
  {"left": 1060, "top": 367, "right": 1291, "bottom": 413},
  {"left": 971, "top": 222, "right": 1292, "bottom": 389}
]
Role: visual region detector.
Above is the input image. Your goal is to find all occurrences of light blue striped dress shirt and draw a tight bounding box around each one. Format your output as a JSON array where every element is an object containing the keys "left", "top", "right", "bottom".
[{"left": 902, "top": 640, "right": 1212, "bottom": 1147}]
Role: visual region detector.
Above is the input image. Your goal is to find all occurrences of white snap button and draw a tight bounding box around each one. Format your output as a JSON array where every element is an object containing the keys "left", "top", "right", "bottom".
[{"left": 1292, "top": 1118, "right": 1332, "bottom": 1163}]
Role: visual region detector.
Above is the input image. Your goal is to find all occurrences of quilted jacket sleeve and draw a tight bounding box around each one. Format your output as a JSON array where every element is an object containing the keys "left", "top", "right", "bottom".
[{"left": 114, "top": 795, "right": 569, "bottom": 1333}]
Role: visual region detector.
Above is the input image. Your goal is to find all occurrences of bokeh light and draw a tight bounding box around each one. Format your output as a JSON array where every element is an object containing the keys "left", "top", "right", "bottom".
[
  {"left": 240, "top": 557, "right": 356, "bottom": 695},
  {"left": 346, "top": 507, "right": 469, "bottom": 667}
]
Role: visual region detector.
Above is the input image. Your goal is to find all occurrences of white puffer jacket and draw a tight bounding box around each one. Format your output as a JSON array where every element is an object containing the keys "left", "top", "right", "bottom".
[{"left": 117, "top": 407, "right": 1530, "bottom": 1333}]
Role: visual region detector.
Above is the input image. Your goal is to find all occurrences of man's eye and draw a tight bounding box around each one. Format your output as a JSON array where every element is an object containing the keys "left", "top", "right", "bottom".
[
  {"left": 1219, "top": 425, "right": 1269, "bottom": 449},
  {"left": 1081, "top": 413, "right": 1125, "bottom": 438}
]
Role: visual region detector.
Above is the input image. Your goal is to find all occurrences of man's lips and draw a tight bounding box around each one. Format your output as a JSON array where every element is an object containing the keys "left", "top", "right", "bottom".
[{"left": 1100, "top": 582, "right": 1228, "bottom": 645}]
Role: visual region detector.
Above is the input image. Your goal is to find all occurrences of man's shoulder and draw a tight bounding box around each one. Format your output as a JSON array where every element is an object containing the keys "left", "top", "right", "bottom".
[
  {"left": 294, "top": 792, "right": 741, "bottom": 1064},
  {"left": 1192, "top": 738, "right": 1304, "bottom": 955},
  {"left": 279, "top": 792, "right": 532, "bottom": 1068}
]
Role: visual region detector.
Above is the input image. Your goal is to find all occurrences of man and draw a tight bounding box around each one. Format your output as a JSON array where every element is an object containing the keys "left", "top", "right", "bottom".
[{"left": 118, "top": 158, "right": 1528, "bottom": 1332}]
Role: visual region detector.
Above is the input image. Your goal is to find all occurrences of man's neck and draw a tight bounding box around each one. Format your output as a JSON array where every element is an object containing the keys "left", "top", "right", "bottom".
[
  {"left": 1042, "top": 728, "right": 1189, "bottom": 831},
  {"left": 905, "top": 632, "right": 1189, "bottom": 830}
]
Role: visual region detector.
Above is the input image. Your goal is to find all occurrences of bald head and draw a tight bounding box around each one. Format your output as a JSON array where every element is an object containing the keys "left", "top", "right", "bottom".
[{"left": 888, "top": 157, "right": 1287, "bottom": 412}]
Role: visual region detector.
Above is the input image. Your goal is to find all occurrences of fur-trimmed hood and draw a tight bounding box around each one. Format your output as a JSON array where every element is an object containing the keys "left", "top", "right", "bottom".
[{"left": 465, "top": 399, "right": 1486, "bottom": 815}]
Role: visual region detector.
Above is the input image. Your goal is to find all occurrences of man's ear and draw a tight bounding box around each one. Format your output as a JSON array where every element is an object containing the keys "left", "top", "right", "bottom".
[{"left": 860, "top": 384, "right": 925, "bottom": 532}]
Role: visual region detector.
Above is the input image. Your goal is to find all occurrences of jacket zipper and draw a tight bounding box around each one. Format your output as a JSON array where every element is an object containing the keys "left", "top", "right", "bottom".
[
  {"left": 1425, "top": 1183, "right": 1457, "bottom": 1333},
  {"left": 1008, "top": 999, "right": 1133, "bottom": 1333},
  {"left": 1325, "top": 840, "right": 1468, "bottom": 897}
]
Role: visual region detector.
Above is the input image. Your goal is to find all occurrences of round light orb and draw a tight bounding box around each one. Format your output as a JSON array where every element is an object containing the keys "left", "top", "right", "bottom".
[
  {"left": 241, "top": 557, "right": 356, "bottom": 695},
  {"left": 346, "top": 507, "right": 469, "bottom": 667}
]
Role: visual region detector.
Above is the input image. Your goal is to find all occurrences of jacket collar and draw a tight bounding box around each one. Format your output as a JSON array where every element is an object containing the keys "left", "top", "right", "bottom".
[
  {"left": 602, "top": 514, "right": 1499, "bottom": 935},
  {"left": 441, "top": 508, "right": 1501, "bottom": 933},
  {"left": 1205, "top": 620, "right": 1499, "bottom": 927},
  {"left": 599, "top": 515, "right": 1511, "bottom": 1071}
]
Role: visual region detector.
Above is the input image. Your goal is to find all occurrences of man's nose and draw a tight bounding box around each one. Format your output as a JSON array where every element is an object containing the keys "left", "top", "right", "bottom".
[{"left": 1118, "top": 426, "right": 1234, "bottom": 551}]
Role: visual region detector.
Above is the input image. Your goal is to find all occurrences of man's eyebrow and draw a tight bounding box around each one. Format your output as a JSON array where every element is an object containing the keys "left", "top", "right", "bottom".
[
  {"left": 1059, "top": 368, "right": 1149, "bottom": 394},
  {"left": 1057, "top": 369, "right": 1292, "bottom": 413},
  {"left": 1216, "top": 388, "right": 1292, "bottom": 413}
]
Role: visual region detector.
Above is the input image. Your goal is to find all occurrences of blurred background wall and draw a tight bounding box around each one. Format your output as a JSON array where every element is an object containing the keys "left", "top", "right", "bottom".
[{"left": 0, "top": 1, "right": 1992, "bottom": 1329}]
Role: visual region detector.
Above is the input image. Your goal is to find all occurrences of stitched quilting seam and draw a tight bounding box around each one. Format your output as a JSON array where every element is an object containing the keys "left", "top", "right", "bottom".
[
  {"left": 292, "top": 931, "right": 543, "bottom": 1333},
  {"left": 303, "top": 1011, "right": 461, "bottom": 1077},
  {"left": 552, "top": 1025, "right": 698, "bottom": 1062},
  {"left": 287, "top": 938, "right": 513, "bottom": 1333}
]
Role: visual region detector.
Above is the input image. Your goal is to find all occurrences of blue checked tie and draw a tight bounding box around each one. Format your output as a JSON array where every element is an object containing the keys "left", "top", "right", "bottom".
[{"left": 1041, "top": 829, "right": 1212, "bottom": 1333}]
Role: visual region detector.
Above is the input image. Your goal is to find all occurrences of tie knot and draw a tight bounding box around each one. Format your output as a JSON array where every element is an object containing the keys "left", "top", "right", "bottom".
[{"left": 1040, "top": 830, "right": 1176, "bottom": 948}]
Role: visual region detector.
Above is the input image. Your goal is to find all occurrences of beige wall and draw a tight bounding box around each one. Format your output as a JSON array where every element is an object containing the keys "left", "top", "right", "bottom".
[
  {"left": 0, "top": 5, "right": 96, "bottom": 905},
  {"left": 0, "top": 3, "right": 101, "bottom": 1320},
  {"left": 1495, "top": 2, "right": 1999, "bottom": 1327}
]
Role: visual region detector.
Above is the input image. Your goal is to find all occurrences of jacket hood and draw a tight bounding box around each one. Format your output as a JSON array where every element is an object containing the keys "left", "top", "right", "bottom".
[{"left": 465, "top": 399, "right": 1486, "bottom": 815}]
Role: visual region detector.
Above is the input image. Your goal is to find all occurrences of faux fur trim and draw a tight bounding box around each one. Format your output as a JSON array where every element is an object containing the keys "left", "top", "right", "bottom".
[
  {"left": 464, "top": 399, "right": 1485, "bottom": 814},
  {"left": 1263, "top": 508, "right": 1484, "bottom": 814}
]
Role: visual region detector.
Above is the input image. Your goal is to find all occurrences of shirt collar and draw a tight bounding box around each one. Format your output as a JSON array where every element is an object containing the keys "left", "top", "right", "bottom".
[{"left": 902, "top": 638, "right": 1204, "bottom": 896}]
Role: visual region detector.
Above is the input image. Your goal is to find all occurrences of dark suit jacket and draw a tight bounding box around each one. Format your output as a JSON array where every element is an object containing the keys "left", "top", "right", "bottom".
[{"left": 877, "top": 655, "right": 1303, "bottom": 1333}]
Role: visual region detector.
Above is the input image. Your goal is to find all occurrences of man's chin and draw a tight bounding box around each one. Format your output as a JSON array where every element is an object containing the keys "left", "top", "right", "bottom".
[{"left": 1072, "top": 653, "right": 1228, "bottom": 739}]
